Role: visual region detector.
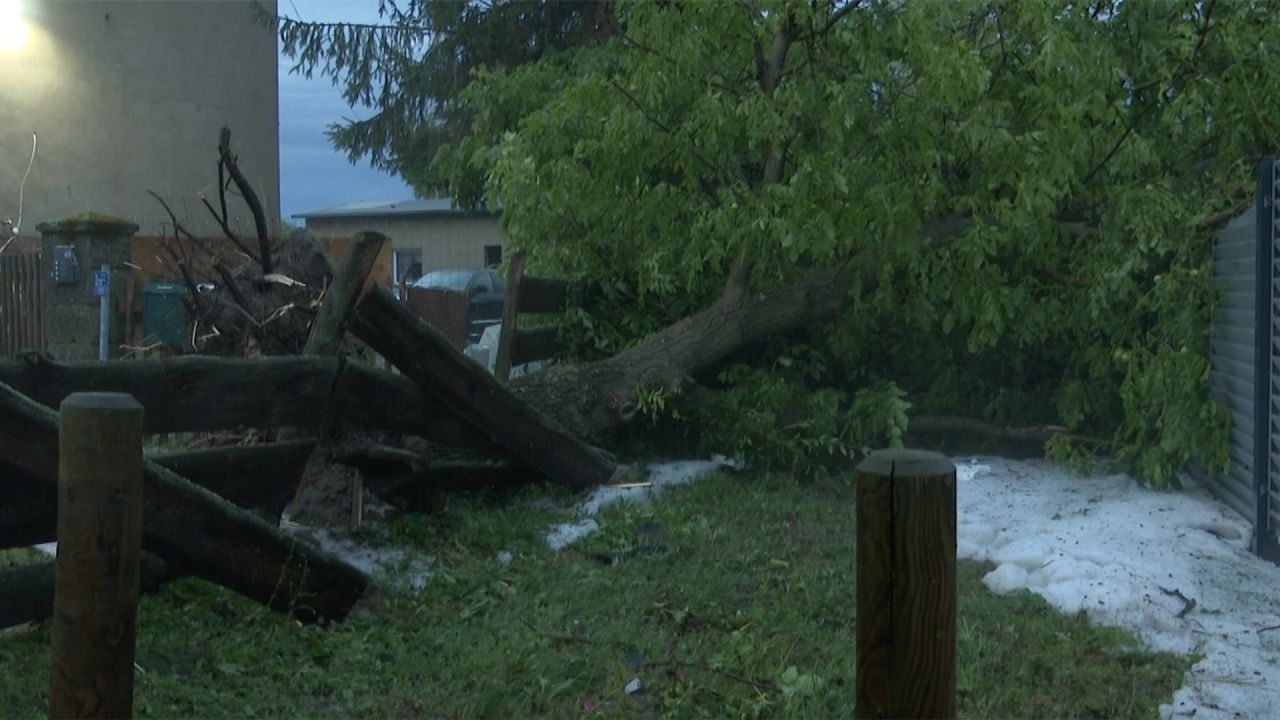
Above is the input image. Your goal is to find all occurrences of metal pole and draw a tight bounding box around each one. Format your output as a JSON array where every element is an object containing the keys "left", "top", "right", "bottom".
[{"left": 98, "top": 264, "right": 108, "bottom": 360}]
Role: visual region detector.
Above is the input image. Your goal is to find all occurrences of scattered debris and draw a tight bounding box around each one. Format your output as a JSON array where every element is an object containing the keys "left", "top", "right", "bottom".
[
  {"left": 624, "top": 677, "right": 642, "bottom": 695},
  {"left": 544, "top": 457, "right": 735, "bottom": 550}
]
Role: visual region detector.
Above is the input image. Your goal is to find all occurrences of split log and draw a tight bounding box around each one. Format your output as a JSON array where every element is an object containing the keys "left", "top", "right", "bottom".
[
  {"left": 0, "top": 380, "right": 369, "bottom": 622},
  {"left": 351, "top": 286, "right": 616, "bottom": 490},
  {"left": 0, "top": 441, "right": 316, "bottom": 549},
  {"left": 0, "top": 354, "right": 503, "bottom": 454},
  {"left": 0, "top": 554, "right": 176, "bottom": 630}
]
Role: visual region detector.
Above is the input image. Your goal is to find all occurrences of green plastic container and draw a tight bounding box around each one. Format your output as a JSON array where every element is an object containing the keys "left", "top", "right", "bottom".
[{"left": 142, "top": 283, "right": 188, "bottom": 348}]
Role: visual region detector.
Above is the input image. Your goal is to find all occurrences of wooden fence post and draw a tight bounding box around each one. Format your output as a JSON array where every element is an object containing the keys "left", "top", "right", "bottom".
[
  {"left": 855, "top": 448, "right": 956, "bottom": 720},
  {"left": 50, "top": 392, "right": 144, "bottom": 720}
]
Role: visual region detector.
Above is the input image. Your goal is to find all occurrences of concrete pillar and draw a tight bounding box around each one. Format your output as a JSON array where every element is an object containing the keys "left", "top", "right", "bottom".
[{"left": 37, "top": 213, "right": 137, "bottom": 361}]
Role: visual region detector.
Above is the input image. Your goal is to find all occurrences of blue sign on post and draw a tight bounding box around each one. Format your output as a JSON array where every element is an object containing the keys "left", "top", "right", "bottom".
[{"left": 93, "top": 269, "right": 109, "bottom": 297}]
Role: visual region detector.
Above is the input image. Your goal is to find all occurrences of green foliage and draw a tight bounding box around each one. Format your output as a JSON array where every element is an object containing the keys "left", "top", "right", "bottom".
[
  {"left": 0, "top": 472, "right": 1192, "bottom": 718},
  {"left": 689, "top": 349, "right": 910, "bottom": 474},
  {"left": 279, "top": 0, "right": 1280, "bottom": 485}
]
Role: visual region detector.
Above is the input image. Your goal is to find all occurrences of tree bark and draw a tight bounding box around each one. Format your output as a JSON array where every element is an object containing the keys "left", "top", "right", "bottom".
[{"left": 509, "top": 263, "right": 862, "bottom": 441}]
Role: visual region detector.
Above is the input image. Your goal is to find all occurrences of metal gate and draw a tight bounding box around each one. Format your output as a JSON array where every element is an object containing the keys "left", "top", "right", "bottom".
[
  {"left": 0, "top": 251, "right": 43, "bottom": 356},
  {"left": 1204, "top": 157, "right": 1280, "bottom": 562}
]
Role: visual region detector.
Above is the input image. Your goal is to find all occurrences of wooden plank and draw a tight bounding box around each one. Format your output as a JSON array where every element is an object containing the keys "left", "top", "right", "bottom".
[
  {"left": 0, "top": 355, "right": 503, "bottom": 452},
  {"left": 0, "top": 554, "right": 175, "bottom": 631},
  {"left": 518, "top": 276, "right": 569, "bottom": 314},
  {"left": 1, "top": 256, "right": 12, "bottom": 353},
  {"left": 404, "top": 287, "right": 469, "bottom": 350},
  {"left": 494, "top": 250, "right": 527, "bottom": 383},
  {"left": 148, "top": 439, "right": 317, "bottom": 519},
  {"left": 50, "top": 393, "right": 144, "bottom": 719},
  {"left": 0, "top": 379, "right": 370, "bottom": 622},
  {"left": 0, "top": 441, "right": 317, "bottom": 549},
  {"left": 511, "top": 326, "right": 561, "bottom": 366},
  {"left": 351, "top": 285, "right": 615, "bottom": 491},
  {"left": 303, "top": 231, "right": 389, "bottom": 356},
  {"left": 0, "top": 466, "right": 55, "bottom": 549}
]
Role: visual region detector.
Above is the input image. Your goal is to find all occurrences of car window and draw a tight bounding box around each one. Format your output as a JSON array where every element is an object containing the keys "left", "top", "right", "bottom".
[{"left": 414, "top": 270, "right": 474, "bottom": 291}]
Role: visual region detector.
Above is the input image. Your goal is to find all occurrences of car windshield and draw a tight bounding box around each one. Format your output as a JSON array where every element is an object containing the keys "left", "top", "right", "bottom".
[{"left": 414, "top": 270, "right": 475, "bottom": 291}]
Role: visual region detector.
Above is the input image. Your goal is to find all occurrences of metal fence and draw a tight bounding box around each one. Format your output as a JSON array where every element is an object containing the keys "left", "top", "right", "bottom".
[
  {"left": 1202, "top": 157, "right": 1280, "bottom": 562},
  {"left": 0, "top": 251, "right": 42, "bottom": 356}
]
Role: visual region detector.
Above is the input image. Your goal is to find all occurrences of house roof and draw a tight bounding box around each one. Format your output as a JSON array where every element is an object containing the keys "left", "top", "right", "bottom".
[{"left": 293, "top": 197, "right": 497, "bottom": 220}]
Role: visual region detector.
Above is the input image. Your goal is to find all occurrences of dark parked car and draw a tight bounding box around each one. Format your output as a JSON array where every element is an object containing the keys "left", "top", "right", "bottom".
[{"left": 412, "top": 269, "right": 505, "bottom": 343}]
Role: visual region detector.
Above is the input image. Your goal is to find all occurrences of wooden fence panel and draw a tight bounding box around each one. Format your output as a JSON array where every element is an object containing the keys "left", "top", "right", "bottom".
[
  {"left": 404, "top": 287, "right": 469, "bottom": 350},
  {"left": 0, "top": 252, "right": 42, "bottom": 356}
]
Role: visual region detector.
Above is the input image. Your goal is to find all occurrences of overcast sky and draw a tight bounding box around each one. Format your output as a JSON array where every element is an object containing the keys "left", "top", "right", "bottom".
[{"left": 278, "top": 0, "right": 414, "bottom": 222}]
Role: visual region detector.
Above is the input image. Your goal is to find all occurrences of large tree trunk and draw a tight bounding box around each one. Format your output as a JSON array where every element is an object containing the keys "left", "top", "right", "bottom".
[{"left": 509, "top": 265, "right": 860, "bottom": 441}]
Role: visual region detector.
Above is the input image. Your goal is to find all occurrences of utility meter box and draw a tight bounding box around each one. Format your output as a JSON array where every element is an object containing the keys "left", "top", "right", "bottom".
[{"left": 52, "top": 245, "right": 79, "bottom": 285}]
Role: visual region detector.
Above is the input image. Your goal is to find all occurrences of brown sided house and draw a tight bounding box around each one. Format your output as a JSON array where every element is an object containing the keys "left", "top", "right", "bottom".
[{"left": 294, "top": 198, "right": 505, "bottom": 286}]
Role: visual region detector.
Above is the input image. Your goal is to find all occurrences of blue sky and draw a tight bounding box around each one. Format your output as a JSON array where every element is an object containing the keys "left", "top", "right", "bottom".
[{"left": 278, "top": 0, "right": 414, "bottom": 222}]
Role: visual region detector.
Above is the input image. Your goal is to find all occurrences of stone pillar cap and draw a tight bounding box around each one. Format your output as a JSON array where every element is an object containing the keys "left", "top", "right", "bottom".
[{"left": 36, "top": 213, "right": 140, "bottom": 236}]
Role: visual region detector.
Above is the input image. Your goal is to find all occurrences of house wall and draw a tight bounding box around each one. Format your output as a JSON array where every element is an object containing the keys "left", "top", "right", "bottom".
[
  {"left": 302, "top": 215, "right": 504, "bottom": 275},
  {"left": 0, "top": 1, "right": 279, "bottom": 238}
]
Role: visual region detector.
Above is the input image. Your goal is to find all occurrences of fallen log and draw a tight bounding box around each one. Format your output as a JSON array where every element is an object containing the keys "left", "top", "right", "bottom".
[
  {"left": 906, "top": 415, "right": 1066, "bottom": 458},
  {"left": 0, "top": 354, "right": 503, "bottom": 454},
  {"left": 0, "top": 554, "right": 177, "bottom": 630},
  {"left": 0, "top": 380, "right": 369, "bottom": 622},
  {"left": 351, "top": 286, "right": 616, "bottom": 491},
  {"left": 334, "top": 445, "right": 527, "bottom": 495},
  {"left": 148, "top": 439, "right": 316, "bottom": 519},
  {"left": 1, "top": 440, "right": 317, "bottom": 549},
  {"left": 0, "top": 472, "right": 54, "bottom": 549}
]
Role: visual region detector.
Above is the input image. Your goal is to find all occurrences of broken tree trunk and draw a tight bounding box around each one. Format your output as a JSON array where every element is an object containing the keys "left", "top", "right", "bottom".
[
  {"left": 351, "top": 286, "right": 616, "bottom": 490},
  {"left": 508, "top": 264, "right": 862, "bottom": 441},
  {"left": 0, "top": 440, "right": 316, "bottom": 549},
  {"left": 0, "top": 354, "right": 504, "bottom": 454},
  {"left": 0, "top": 380, "right": 369, "bottom": 622}
]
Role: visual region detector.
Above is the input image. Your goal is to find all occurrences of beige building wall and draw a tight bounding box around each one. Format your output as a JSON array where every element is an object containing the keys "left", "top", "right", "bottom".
[
  {"left": 304, "top": 215, "right": 505, "bottom": 276},
  {"left": 0, "top": 1, "right": 279, "bottom": 238}
]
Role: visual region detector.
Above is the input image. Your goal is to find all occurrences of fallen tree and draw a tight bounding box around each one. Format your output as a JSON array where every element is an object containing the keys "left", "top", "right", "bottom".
[{"left": 274, "top": 1, "right": 1280, "bottom": 485}]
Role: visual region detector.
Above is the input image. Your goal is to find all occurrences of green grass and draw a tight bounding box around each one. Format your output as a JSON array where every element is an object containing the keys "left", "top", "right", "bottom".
[{"left": 0, "top": 471, "right": 1191, "bottom": 717}]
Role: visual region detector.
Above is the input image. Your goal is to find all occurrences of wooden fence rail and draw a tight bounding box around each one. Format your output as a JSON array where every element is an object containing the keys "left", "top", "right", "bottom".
[{"left": 0, "top": 252, "right": 43, "bottom": 356}]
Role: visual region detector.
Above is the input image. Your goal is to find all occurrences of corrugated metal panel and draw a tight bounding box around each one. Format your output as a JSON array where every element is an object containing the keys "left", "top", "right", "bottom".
[
  {"left": 1266, "top": 158, "right": 1280, "bottom": 551},
  {"left": 1204, "top": 179, "right": 1260, "bottom": 531}
]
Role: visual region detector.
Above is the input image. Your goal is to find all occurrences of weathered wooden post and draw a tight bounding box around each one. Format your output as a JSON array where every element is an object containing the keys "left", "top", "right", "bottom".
[
  {"left": 855, "top": 448, "right": 957, "bottom": 720},
  {"left": 50, "top": 392, "right": 144, "bottom": 720}
]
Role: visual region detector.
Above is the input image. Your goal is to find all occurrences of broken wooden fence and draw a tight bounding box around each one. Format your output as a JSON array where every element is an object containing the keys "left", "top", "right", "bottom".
[
  {"left": 0, "top": 231, "right": 616, "bottom": 631},
  {"left": 494, "top": 250, "right": 570, "bottom": 383}
]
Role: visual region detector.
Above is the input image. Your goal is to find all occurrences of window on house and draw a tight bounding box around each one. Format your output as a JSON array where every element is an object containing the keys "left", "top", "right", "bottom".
[
  {"left": 484, "top": 245, "right": 503, "bottom": 268},
  {"left": 394, "top": 249, "right": 423, "bottom": 293}
]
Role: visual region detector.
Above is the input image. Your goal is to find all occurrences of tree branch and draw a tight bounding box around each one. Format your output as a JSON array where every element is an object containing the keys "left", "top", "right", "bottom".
[
  {"left": 200, "top": 197, "right": 258, "bottom": 260},
  {"left": 218, "top": 127, "right": 273, "bottom": 274}
]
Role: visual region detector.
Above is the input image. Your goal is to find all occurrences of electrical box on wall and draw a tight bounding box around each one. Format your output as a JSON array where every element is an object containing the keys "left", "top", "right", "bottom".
[{"left": 52, "top": 245, "right": 79, "bottom": 284}]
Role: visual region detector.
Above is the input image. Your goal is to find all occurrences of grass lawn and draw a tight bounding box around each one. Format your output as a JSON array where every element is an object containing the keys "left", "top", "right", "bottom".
[{"left": 0, "top": 470, "right": 1192, "bottom": 717}]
